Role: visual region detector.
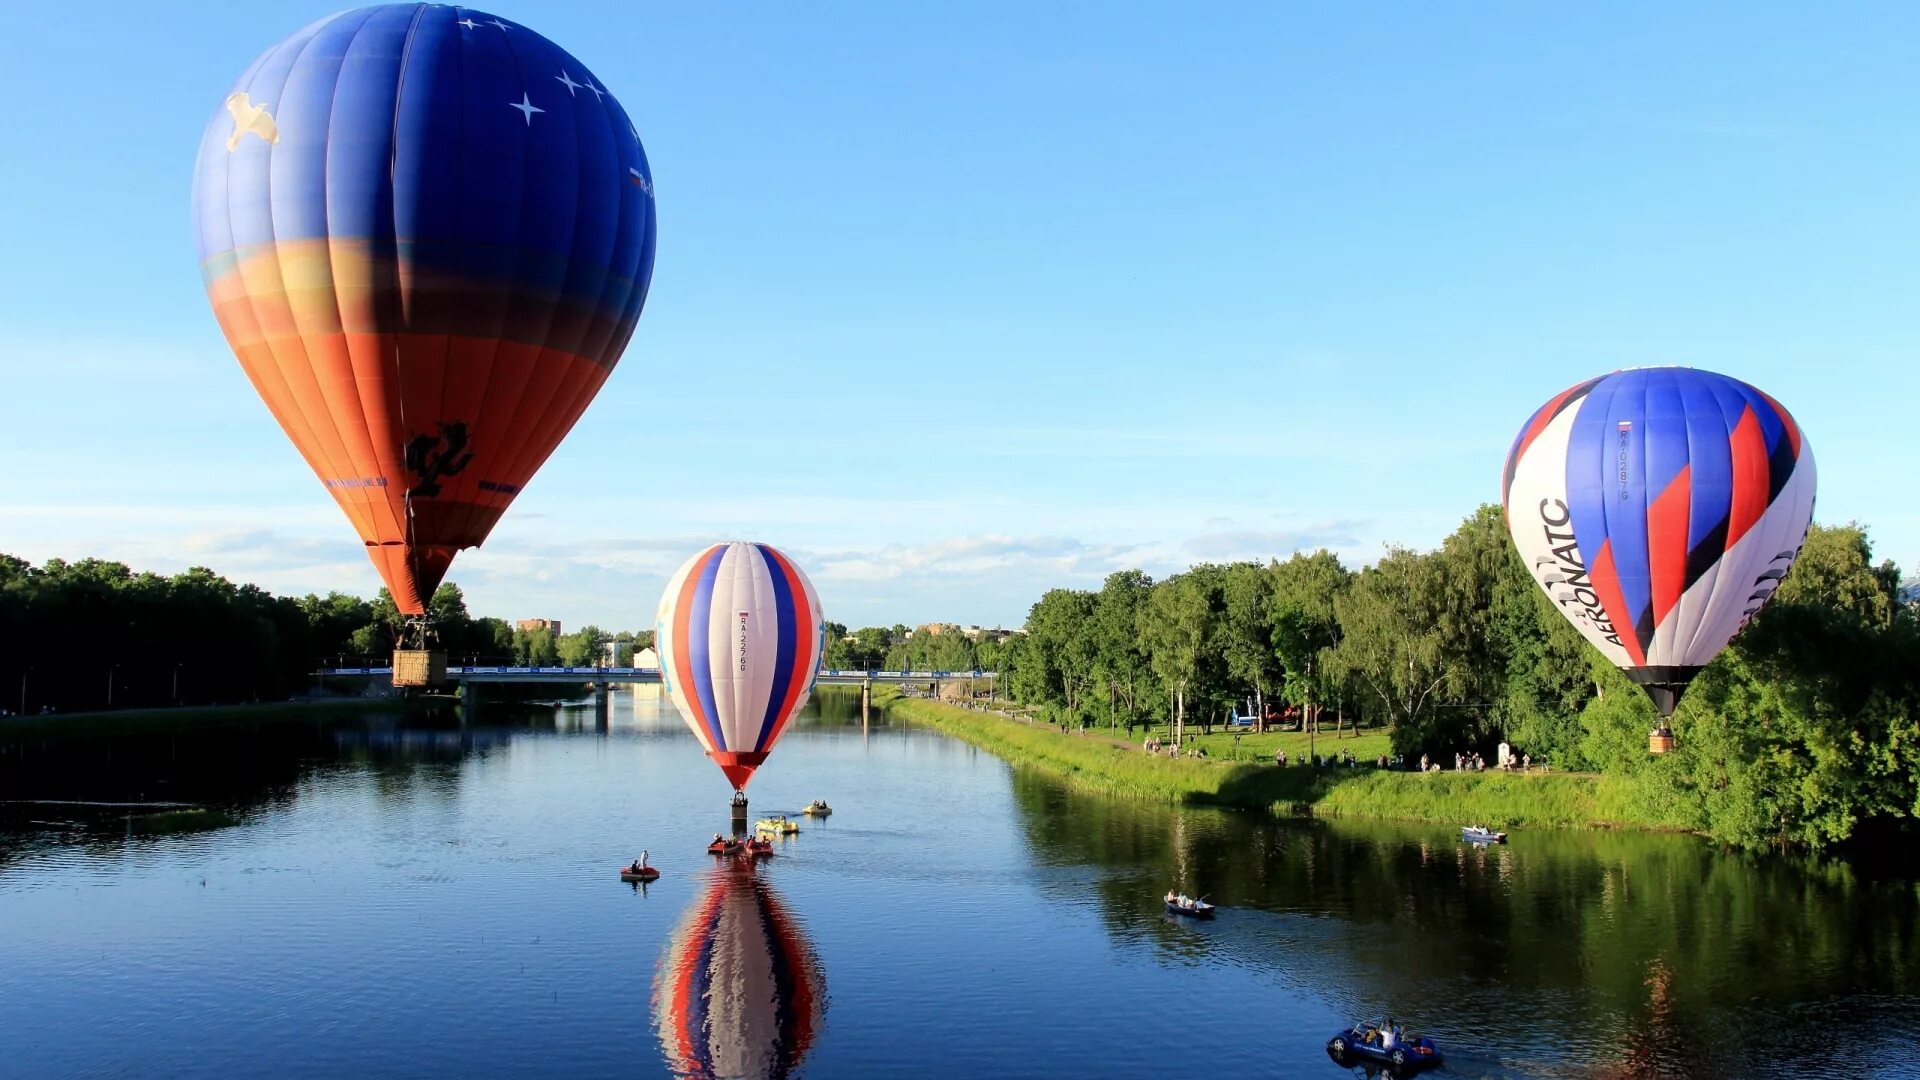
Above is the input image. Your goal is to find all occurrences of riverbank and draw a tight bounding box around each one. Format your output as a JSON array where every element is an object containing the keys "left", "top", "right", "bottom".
[
  {"left": 889, "top": 695, "right": 1684, "bottom": 831},
  {"left": 0, "top": 697, "right": 421, "bottom": 737}
]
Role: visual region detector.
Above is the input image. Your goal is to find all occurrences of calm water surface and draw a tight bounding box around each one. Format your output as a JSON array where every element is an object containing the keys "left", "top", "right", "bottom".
[{"left": 2, "top": 690, "right": 1917, "bottom": 1079}]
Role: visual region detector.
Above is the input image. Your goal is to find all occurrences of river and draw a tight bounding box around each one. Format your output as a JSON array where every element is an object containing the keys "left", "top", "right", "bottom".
[{"left": 2, "top": 689, "right": 1916, "bottom": 1079}]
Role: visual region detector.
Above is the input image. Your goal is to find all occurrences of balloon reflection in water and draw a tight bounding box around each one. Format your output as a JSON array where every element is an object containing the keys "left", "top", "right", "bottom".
[{"left": 654, "top": 866, "right": 826, "bottom": 1079}]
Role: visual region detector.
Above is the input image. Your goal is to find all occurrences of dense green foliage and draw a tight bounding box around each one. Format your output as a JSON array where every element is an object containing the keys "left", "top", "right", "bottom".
[
  {"left": 949, "top": 509, "right": 1919, "bottom": 851},
  {"left": 0, "top": 554, "right": 649, "bottom": 715}
]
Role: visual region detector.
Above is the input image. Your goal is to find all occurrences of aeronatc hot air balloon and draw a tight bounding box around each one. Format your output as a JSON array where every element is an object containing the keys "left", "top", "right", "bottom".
[
  {"left": 191, "top": 5, "right": 657, "bottom": 628},
  {"left": 657, "top": 543, "right": 824, "bottom": 796},
  {"left": 654, "top": 866, "right": 825, "bottom": 1080},
  {"left": 1502, "top": 367, "right": 1816, "bottom": 751}
]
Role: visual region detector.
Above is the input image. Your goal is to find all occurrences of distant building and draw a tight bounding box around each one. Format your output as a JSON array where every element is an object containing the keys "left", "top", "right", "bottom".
[
  {"left": 516, "top": 618, "right": 562, "bottom": 638},
  {"left": 634, "top": 646, "right": 659, "bottom": 669}
]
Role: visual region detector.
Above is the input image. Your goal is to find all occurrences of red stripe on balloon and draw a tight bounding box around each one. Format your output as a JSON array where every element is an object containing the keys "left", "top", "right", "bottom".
[
  {"left": 1646, "top": 464, "right": 1690, "bottom": 635},
  {"left": 1756, "top": 389, "right": 1802, "bottom": 458},
  {"left": 1590, "top": 540, "right": 1646, "bottom": 667},
  {"left": 1726, "top": 405, "right": 1770, "bottom": 549}
]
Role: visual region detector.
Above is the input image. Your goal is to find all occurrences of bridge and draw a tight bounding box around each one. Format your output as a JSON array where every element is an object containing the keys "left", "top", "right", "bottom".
[{"left": 314, "top": 666, "right": 999, "bottom": 725}]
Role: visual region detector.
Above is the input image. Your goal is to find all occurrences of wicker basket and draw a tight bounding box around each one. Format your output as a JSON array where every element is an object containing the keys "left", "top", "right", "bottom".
[
  {"left": 392, "top": 649, "right": 447, "bottom": 687},
  {"left": 1648, "top": 729, "right": 1675, "bottom": 755}
]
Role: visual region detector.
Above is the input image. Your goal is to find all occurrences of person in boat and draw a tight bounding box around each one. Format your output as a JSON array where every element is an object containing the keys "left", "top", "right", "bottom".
[
  {"left": 1381, "top": 1019, "right": 1398, "bottom": 1050},
  {"left": 1165, "top": 890, "right": 1176, "bottom": 905}
]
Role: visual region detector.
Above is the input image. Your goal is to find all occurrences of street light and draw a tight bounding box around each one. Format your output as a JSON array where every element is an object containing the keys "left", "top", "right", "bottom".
[
  {"left": 107, "top": 665, "right": 119, "bottom": 709},
  {"left": 173, "top": 664, "right": 183, "bottom": 706}
]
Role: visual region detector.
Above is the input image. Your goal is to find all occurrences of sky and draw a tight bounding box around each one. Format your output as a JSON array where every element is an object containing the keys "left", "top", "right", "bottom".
[{"left": 1, "top": 3, "right": 1916, "bottom": 632}]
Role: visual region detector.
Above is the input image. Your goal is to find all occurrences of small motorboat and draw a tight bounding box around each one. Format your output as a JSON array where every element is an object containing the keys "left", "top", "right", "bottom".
[
  {"left": 1327, "top": 1018, "right": 1442, "bottom": 1071},
  {"left": 755, "top": 815, "right": 799, "bottom": 835},
  {"left": 707, "top": 839, "right": 742, "bottom": 856},
  {"left": 1461, "top": 825, "right": 1508, "bottom": 844},
  {"left": 1164, "top": 894, "right": 1215, "bottom": 918},
  {"left": 621, "top": 851, "right": 661, "bottom": 881},
  {"left": 801, "top": 800, "right": 832, "bottom": 817},
  {"left": 743, "top": 838, "right": 776, "bottom": 858}
]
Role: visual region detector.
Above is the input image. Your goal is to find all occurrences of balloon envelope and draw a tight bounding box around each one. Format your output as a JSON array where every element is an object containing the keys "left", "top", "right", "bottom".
[
  {"left": 1502, "top": 367, "right": 1815, "bottom": 715},
  {"left": 656, "top": 543, "right": 824, "bottom": 791},
  {"left": 654, "top": 866, "right": 825, "bottom": 1080},
  {"left": 192, "top": 4, "right": 657, "bottom": 614}
]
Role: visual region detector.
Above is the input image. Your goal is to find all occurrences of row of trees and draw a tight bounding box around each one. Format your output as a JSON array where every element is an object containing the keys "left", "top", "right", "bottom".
[
  {"left": 820, "top": 622, "right": 1013, "bottom": 675},
  {"left": 289, "top": 583, "right": 652, "bottom": 670},
  {"left": 0, "top": 555, "right": 650, "bottom": 715},
  {"left": 957, "top": 506, "right": 1919, "bottom": 850}
]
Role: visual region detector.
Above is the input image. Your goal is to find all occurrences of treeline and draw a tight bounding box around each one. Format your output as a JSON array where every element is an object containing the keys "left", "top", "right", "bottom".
[
  {"left": 820, "top": 622, "right": 1013, "bottom": 674},
  {"left": 0, "top": 554, "right": 650, "bottom": 715},
  {"left": 975, "top": 506, "right": 1920, "bottom": 850}
]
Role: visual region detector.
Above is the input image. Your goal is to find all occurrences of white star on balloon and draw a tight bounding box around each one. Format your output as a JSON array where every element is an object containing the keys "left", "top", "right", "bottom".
[
  {"left": 510, "top": 93, "right": 544, "bottom": 125},
  {"left": 489, "top": 18, "right": 510, "bottom": 30},
  {"left": 585, "top": 82, "right": 605, "bottom": 103},
  {"left": 555, "top": 70, "right": 582, "bottom": 96},
  {"left": 457, "top": 17, "right": 478, "bottom": 30}
]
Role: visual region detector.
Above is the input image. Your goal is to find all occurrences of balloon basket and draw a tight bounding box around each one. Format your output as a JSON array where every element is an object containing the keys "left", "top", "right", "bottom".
[
  {"left": 1648, "top": 729, "right": 1675, "bottom": 755},
  {"left": 392, "top": 649, "right": 447, "bottom": 688},
  {"left": 730, "top": 798, "right": 749, "bottom": 838}
]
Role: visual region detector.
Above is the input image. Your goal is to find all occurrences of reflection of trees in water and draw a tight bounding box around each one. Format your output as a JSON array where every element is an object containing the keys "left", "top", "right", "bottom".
[
  {"left": 0, "top": 711, "right": 528, "bottom": 855},
  {"left": 1006, "top": 768, "right": 1920, "bottom": 1075}
]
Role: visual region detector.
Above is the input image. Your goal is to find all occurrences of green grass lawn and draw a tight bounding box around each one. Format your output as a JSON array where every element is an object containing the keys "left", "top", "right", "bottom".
[{"left": 893, "top": 694, "right": 1679, "bottom": 832}]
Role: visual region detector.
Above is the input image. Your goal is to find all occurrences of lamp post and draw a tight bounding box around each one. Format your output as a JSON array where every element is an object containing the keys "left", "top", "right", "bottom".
[
  {"left": 107, "top": 665, "right": 119, "bottom": 709},
  {"left": 173, "top": 664, "right": 183, "bottom": 706},
  {"left": 18, "top": 667, "right": 28, "bottom": 716}
]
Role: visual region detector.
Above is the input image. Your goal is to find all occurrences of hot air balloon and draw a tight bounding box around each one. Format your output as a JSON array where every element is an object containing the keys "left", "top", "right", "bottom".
[
  {"left": 190, "top": 6, "right": 657, "bottom": 631},
  {"left": 1502, "top": 367, "right": 1815, "bottom": 751},
  {"left": 657, "top": 543, "right": 824, "bottom": 798},
  {"left": 654, "top": 865, "right": 825, "bottom": 1080}
]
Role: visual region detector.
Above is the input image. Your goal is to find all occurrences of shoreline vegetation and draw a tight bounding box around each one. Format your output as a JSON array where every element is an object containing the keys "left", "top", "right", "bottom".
[
  {"left": 888, "top": 692, "right": 1687, "bottom": 832},
  {"left": 0, "top": 697, "right": 417, "bottom": 736},
  {"left": 841, "top": 514, "right": 1917, "bottom": 852}
]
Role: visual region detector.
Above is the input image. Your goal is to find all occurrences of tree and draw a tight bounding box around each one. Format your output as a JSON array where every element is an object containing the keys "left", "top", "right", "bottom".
[
  {"left": 1091, "top": 571, "right": 1154, "bottom": 730},
  {"left": 1220, "top": 563, "right": 1280, "bottom": 732},
  {"left": 1323, "top": 547, "right": 1461, "bottom": 756},
  {"left": 557, "top": 625, "right": 608, "bottom": 666},
  {"left": 1020, "top": 589, "right": 1098, "bottom": 722},
  {"left": 1138, "top": 571, "right": 1220, "bottom": 745},
  {"left": 1267, "top": 550, "right": 1350, "bottom": 737},
  {"left": 514, "top": 626, "right": 561, "bottom": 667}
]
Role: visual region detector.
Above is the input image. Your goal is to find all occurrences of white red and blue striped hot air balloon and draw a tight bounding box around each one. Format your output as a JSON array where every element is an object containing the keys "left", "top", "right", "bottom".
[
  {"left": 1502, "top": 367, "right": 1816, "bottom": 745},
  {"left": 656, "top": 542, "right": 824, "bottom": 792}
]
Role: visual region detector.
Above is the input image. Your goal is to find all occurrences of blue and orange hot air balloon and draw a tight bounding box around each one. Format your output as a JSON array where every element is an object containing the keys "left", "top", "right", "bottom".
[
  {"left": 656, "top": 543, "right": 824, "bottom": 794},
  {"left": 191, "top": 5, "right": 657, "bottom": 615},
  {"left": 654, "top": 866, "right": 826, "bottom": 1079},
  {"left": 1502, "top": 367, "right": 1816, "bottom": 747}
]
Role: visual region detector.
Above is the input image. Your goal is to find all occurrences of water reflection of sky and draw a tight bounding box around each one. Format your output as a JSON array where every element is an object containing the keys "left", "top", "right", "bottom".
[{"left": 0, "top": 690, "right": 1914, "bottom": 1079}]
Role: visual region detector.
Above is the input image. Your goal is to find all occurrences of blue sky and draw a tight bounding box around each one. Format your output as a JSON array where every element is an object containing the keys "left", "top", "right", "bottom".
[{"left": 1, "top": 3, "right": 1915, "bottom": 631}]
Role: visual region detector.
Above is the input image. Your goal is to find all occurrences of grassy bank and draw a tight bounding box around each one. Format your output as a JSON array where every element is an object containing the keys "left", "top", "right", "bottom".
[
  {"left": 891, "top": 695, "right": 1682, "bottom": 831},
  {"left": 0, "top": 697, "right": 419, "bottom": 737}
]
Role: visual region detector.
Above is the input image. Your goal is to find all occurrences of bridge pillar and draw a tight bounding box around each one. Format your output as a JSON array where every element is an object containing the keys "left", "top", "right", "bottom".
[
  {"left": 594, "top": 682, "right": 610, "bottom": 729},
  {"left": 460, "top": 679, "right": 478, "bottom": 727},
  {"left": 861, "top": 680, "right": 871, "bottom": 729}
]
